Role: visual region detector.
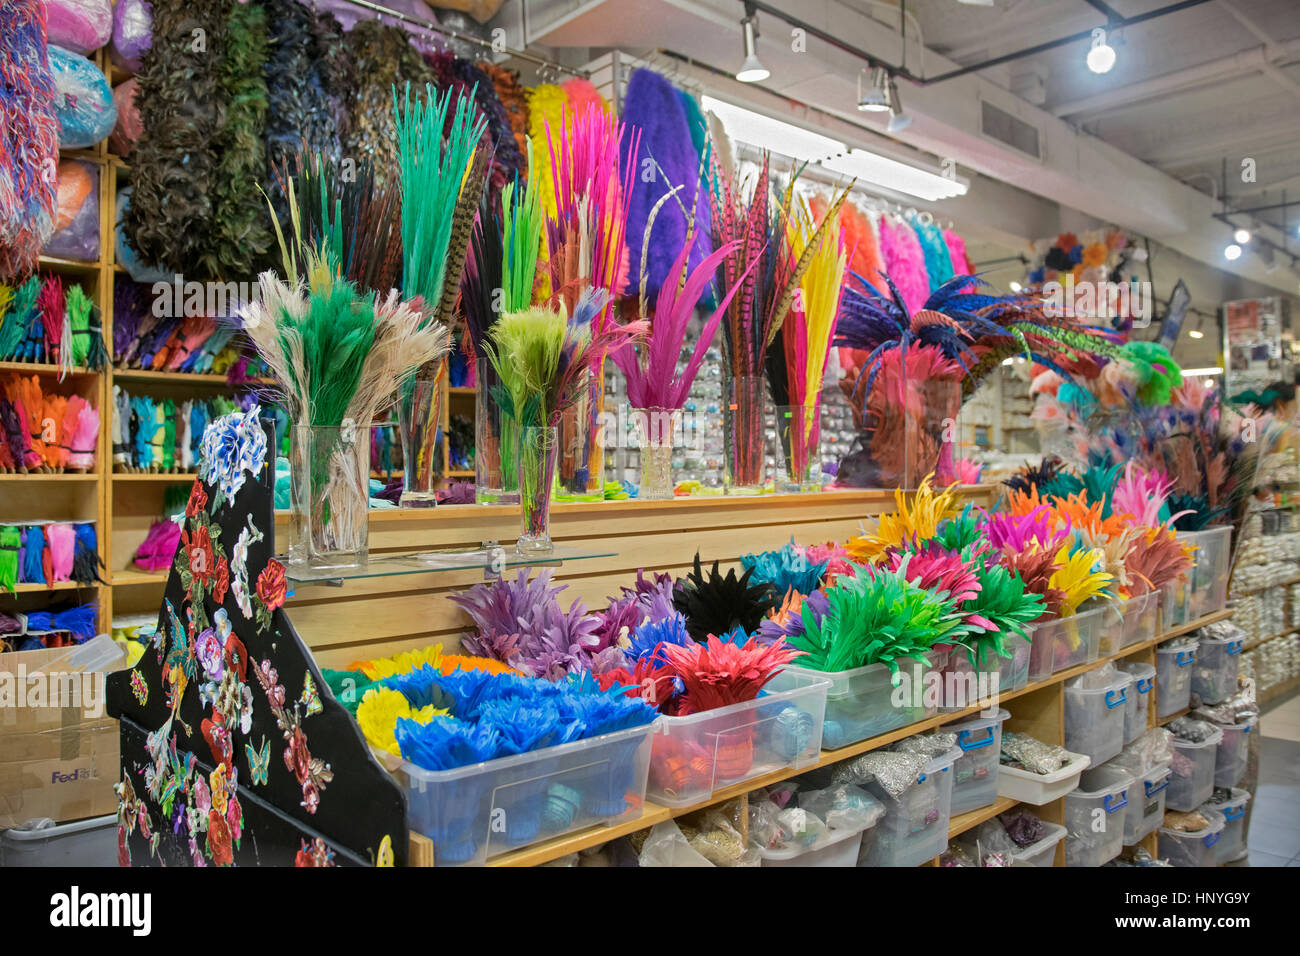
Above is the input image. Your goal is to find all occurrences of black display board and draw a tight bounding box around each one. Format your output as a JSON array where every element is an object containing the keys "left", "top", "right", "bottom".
[{"left": 106, "top": 421, "right": 408, "bottom": 867}]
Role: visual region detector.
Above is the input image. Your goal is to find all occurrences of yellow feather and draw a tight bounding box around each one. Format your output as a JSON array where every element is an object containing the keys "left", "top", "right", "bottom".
[{"left": 846, "top": 474, "right": 962, "bottom": 563}]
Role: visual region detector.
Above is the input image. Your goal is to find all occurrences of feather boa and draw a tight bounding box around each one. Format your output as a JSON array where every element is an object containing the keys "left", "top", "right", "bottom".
[
  {"left": 943, "top": 228, "right": 975, "bottom": 275},
  {"left": 879, "top": 215, "right": 930, "bottom": 315},
  {"left": 911, "top": 216, "right": 953, "bottom": 290},
  {"left": 478, "top": 61, "right": 530, "bottom": 160}
]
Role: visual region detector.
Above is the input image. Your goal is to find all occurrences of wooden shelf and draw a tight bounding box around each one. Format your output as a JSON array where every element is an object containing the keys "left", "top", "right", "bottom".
[
  {"left": 485, "top": 804, "right": 671, "bottom": 867},
  {"left": 948, "top": 796, "right": 1019, "bottom": 840},
  {"left": 0, "top": 472, "right": 99, "bottom": 481},
  {"left": 447, "top": 386, "right": 475, "bottom": 396},
  {"left": 1245, "top": 629, "right": 1296, "bottom": 652},
  {"left": 4, "top": 581, "right": 101, "bottom": 595},
  {"left": 0, "top": 361, "right": 96, "bottom": 377},
  {"left": 1231, "top": 574, "right": 1300, "bottom": 597},
  {"left": 113, "top": 472, "right": 199, "bottom": 482},
  {"left": 446, "top": 470, "right": 475, "bottom": 478},
  {"left": 111, "top": 570, "right": 168, "bottom": 586},
  {"left": 36, "top": 254, "right": 100, "bottom": 275},
  {"left": 1260, "top": 673, "right": 1300, "bottom": 707},
  {"left": 111, "top": 368, "right": 272, "bottom": 386}
]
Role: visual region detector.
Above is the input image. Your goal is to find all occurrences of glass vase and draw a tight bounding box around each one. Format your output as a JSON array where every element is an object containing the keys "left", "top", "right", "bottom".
[
  {"left": 558, "top": 365, "right": 605, "bottom": 502},
  {"left": 776, "top": 403, "right": 822, "bottom": 493},
  {"left": 289, "top": 421, "right": 369, "bottom": 570},
  {"left": 517, "top": 425, "right": 559, "bottom": 555},
  {"left": 398, "top": 369, "right": 444, "bottom": 508},
  {"left": 633, "top": 406, "right": 679, "bottom": 500},
  {"left": 474, "top": 357, "right": 517, "bottom": 504},
  {"left": 723, "top": 373, "right": 767, "bottom": 495}
]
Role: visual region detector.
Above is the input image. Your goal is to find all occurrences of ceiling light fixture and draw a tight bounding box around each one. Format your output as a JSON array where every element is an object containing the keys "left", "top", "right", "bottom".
[
  {"left": 1009, "top": 281, "right": 1023, "bottom": 293},
  {"left": 1086, "top": 27, "right": 1116, "bottom": 74},
  {"left": 857, "top": 67, "right": 891, "bottom": 112},
  {"left": 886, "top": 73, "right": 911, "bottom": 132},
  {"left": 1234, "top": 227, "right": 1251, "bottom": 244},
  {"left": 736, "top": 4, "right": 769, "bottom": 83},
  {"left": 1189, "top": 329, "right": 1204, "bottom": 339},
  {"left": 1224, "top": 243, "right": 1242, "bottom": 261}
]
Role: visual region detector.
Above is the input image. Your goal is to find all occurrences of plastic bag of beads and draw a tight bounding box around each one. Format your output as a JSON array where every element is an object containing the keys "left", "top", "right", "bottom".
[
  {"left": 49, "top": 46, "right": 117, "bottom": 149},
  {"left": 47, "top": 0, "right": 112, "bottom": 55},
  {"left": 1000, "top": 730, "right": 1070, "bottom": 774},
  {"left": 110, "top": 0, "right": 152, "bottom": 73},
  {"left": 798, "top": 784, "right": 886, "bottom": 833}
]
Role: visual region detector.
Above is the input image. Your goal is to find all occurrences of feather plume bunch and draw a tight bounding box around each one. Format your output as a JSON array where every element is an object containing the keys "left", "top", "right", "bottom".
[
  {"left": 846, "top": 474, "right": 963, "bottom": 564},
  {"left": 980, "top": 506, "right": 1072, "bottom": 554},
  {"left": 1123, "top": 527, "right": 1195, "bottom": 594},
  {"left": 657, "top": 636, "right": 802, "bottom": 714},
  {"left": 1048, "top": 543, "right": 1113, "bottom": 614},
  {"left": 672, "top": 554, "right": 779, "bottom": 644},
  {"left": 740, "top": 542, "right": 827, "bottom": 600},
  {"left": 949, "top": 560, "right": 1047, "bottom": 666}
]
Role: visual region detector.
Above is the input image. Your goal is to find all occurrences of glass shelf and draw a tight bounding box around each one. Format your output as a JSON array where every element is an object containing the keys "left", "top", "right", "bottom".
[{"left": 282, "top": 544, "right": 617, "bottom": 586}]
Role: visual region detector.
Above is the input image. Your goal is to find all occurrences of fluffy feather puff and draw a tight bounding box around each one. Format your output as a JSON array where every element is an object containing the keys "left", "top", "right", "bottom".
[{"left": 878, "top": 216, "right": 931, "bottom": 315}]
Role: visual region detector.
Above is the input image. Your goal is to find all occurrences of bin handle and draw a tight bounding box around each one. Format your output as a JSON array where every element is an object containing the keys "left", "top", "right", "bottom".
[
  {"left": 1136, "top": 678, "right": 1153, "bottom": 694},
  {"left": 1175, "top": 651, "right": 1195, "bottom": 667},
  {"left": 1104, "top": 792, "right": 1128, "bottom": 813},
  {"left": 1203, "top": 831, "right": 1220, "bottom": 848},
  {"left": 1145, "top": 778, "right": 1170, "bottom": 797},
  {"left": 1223, "top": 806, "right": 1244, "bottom": 821},
  {"left": 1227, "top": 641, "right": 1243, "bottom": 656},
  {"left": 957, "top": 727, "right": 995, "bottom": 751},
  {"left": 1105, "top": 688, "right": 1128, "bottom": 709}
]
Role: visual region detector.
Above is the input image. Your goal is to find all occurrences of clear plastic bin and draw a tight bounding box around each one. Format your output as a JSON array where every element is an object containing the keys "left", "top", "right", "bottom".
[
  {"left": 786, "top": 659, "right": 930, "bottom": 751},
  {"left": 1205, "top": 788, "right": 1250, "bottom": 864},
  {"left": 1123, "top": 592, "right": 1160, "bottom": 648},
  {"left": 1160, "top": 577, "right": 1191, "bottom": 630},
  {"left": 1184, "top": 526, "right": 1231, "bottom": 618},
  {"left": 1159, "top": 809, "right": 1224, "bottom": 867},
  {"left": 860, "top": 747, "right": 961, "bottom": 867},
  {"left": 647, "top": 670, "right": 829, "bottom": 807},
  {"left": 1010, "top": 821, "right": 1068, "bottom": 867},
  {"left": 396, "top": 723, "right": 656, "bottom": 865},
  {"left": 1066, "top": 765, "right": 1133, "bottom": 867},
  {"left": 1118, "top": 662, "right": 1156, "bottom": 744},
  {"left": 0, "top": 815, "right": 118, "bottom": 866},
  {"left": 937, "top": 637, "right": 1031, "bottom": 712},
  {"left": 1193, "top": 634, "right": 1243, "bottom": 705},
  {"left": 759, "top": 823, "right": 872, "bottom": 867},
  {"left": 1027, "top": 607, "right": 1106, "bottom": 682},
  {"left": 1065, "top": 672, "right": 1132, "bottom": 766},
  {"left": 1213, "top": 716, "right": 1255, "bottom": 789},
  {"left": 944, "top": 708, "right": 1010, "bottom": 815},
  {"left": 1166, "top": 725, "right": 1223, "bottom": 811},
  {"left": 998, "top": 749, "right": 1091, "bottom": 805},
  {"left": 1125, "top": 762, "right": 1171, "bottom": 845},
  {"left": 1156, "top": 640, "right": 1198, "bottom": 718},
  {"left": 1098, "top": 602, "right": 1127, "bottom": 657}
]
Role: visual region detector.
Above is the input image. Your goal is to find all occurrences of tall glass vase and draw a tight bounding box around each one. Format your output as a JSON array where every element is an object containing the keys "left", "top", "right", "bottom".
[
  {"left": 475, "top": 357, "right": 518, "bottom": 504},
  {"left": 633, "top": 406, "right": 680, "bottom": 500},
  {"left": 290, "top": 420, "right": 369, "bottom": 570},
  {"left": 776, "top": 403, "right": 821, "bottom": 493},
  {"left": 398, "top": 368, "right": 444, "bottom": 508},
  {"left": 517, "top": 425, "right": 559, "bottom": 555},
  {"left": 723, "top": 373, "right": 767, "bottom": 495},
  {"left": 559, "top": 363, "right": 606, "bottom": 502}
]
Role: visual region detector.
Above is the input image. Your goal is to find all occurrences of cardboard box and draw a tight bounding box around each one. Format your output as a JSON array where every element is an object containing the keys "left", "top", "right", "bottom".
[{"left": 0, "top": 646, "right": 127, "bottom": 829}]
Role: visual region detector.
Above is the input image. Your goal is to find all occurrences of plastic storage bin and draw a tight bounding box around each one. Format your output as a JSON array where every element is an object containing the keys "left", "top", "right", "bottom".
[
  {"left": 1206, "top": 788, "right": 1250, "bottom": 864},
  {"left": 785, "top": 660, "right": 928, "bottom": 751},
  {"left": 759, "top": 823, "right": 872, "bottom": 867},
  {"left": 860, "top": 747, "right": 961, "bottom": 867},
  {"left": 1118, "top": 662, "right": 1156, "bottom": 744},
  {"left": 1027, "top": 607, "right": 1105, "bottom": 682},
  {"left": 1214, "top": 716, "right": 1255, "bottom": 788},
  {"left": 1122, "top": 592, "right": 1160, "bottom": 649},
  {"left": 1184, "top": 526, "right": 1231, "bottom": 618},
  {"left": 944, "top": 708, "right": 1010, "bottom": 814},
  {"left": 1098, "top": 602, "right": 1127, "bottom": 656},
  {"left": 1166, "top": 725, "right": 1223, "bottom": 811},
  {"left": 1065, "top": 672, "right": 1132, "bottom": 766},
  {"left": 647, "top": 670, "right": 829, "bottom": 807},
  {"left": 0, "top": 815, "right": 117, "bottom": 866},
  {"left": 938, "top": 637, "right": 1031, "bottom": 712},
  {"left": 1010, "top": 822, "right": 1068, "bottom": 867},
  {"left": 1161, "top": 577, "right": 1191, "bottom": 630},
  {"left": 1193, "top": 634, "right": 1243, "bottom": 705},
  {"left": 1125, "top": 762, "right": 1171, "bottom": 844},
  {"left": 397, "top": 723, "right": 656, "bottom": 865},
  {"left": 1066, "top": 765, "right": 1134, "bottom": 867},
  {"left": 1156, "top": 640, "right": 1198, "bottom": 718},
  {"left": 1159, "top": 809, "right": 1224, "bottom": 867},
  {"left": 998, "top": 749, "right": 1091, "bottom": 805}
]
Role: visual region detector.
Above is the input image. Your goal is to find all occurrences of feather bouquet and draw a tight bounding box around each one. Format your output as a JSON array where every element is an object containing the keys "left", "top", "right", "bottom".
[
  {"left": 846, "top": 474, "right": 963, "bottom": 565},
  {"left": 672, "top": 554, "right": 779, "bottom": 644}
]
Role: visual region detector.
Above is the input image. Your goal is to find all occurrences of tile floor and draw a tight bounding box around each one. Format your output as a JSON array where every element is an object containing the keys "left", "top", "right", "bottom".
[{"left": 1245, "top": 692, "right": 1300, "bottom": 866}]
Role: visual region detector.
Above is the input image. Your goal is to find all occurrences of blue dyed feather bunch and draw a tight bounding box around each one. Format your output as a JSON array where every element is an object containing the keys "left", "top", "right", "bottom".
[{"left": 740, "top": 541, "right": 827, "bottom": 598}]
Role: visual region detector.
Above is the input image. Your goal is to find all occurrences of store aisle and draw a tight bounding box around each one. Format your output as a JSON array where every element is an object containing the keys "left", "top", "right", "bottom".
[{"left": 1247, "top": 694, "right": 1300, "bottom": 866}]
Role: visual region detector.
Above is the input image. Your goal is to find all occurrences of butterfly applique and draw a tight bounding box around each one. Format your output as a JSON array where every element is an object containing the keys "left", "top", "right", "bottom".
[
  {"left": 299, "top": 672, "right": 322, "bottom": 717},
  {"left": 246, "top": 736, "right": 270, "bottom": 786}
]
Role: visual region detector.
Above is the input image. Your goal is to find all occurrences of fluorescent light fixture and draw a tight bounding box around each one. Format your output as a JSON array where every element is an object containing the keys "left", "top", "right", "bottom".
[
  {"left": 737, "top": 11, "right": 769, "bottom": 83},
  {"left": 1224, "top": 243, "right": 1242, "bottom": 261},
  {"left": 702, "top": 96, "right": 968, "bottom": 201},
  {"left": 1087, "top": 28, "right": 1116, "bottom": 73},
  {"left": 1181, "top": 367, "right": 1223, "bottom": 376},
  {"left": 1234, "top": 227, "right": 1251, "bottom": 244}
]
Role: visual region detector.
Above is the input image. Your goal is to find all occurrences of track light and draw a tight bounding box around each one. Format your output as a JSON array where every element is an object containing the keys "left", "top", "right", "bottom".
[
  {"left": 1086, "top": 28, "right": 1116, "bottom": 74},
  {"left": 736, "top": 6, "right": 769, "bottom": 83},
  {"left": 1234, "top": 227, "right": 1251, "bottom": 244},
  {"left": 1224, "top": 243, "right": 1242, "bottom": 261},
  {"left": 1189, "top": 329, "right": 1204, "bottom": 339},
  {"left": 886, "top": 73, "right": 911, "bottom": 132},
  {"left": 857, "top": 67, "right": 891, "bottom": 112}
]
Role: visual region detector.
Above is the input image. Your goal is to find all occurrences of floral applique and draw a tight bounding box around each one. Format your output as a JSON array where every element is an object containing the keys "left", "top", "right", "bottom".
[
  {"left": 200, "top": 406, "right": 268, "bottom": 509},
  {"left": 130, "top": 670, "right": 148, "bottom": 706},
  {"left": 175, "top": 511, "right": 227, "bottom": 634},
  {"left": 253, "top": 559, "right": 286, "bottom": 632},
  {"left": 299, "top": 671, "right": 322, "bottom": 717},
  {"left": 295, "top": 838, "right": 337, "bottom": 867},
  {"left": 115, "top": 773, "right": 157, "bottom": 867},
  {"left": 230, "top": 515, "right": 264, "bottom": 620},
  {"left": 253, "top": 658, "right": 333, "bottom": 814}
]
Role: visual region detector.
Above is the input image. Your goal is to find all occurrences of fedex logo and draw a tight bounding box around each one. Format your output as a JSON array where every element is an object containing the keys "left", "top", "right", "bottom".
[{"left": 50, "top": 768, "right": 91, "bottom": 784}]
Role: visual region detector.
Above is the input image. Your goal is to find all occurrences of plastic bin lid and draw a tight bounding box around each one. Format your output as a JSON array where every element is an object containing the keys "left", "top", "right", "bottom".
[
  {"left": 922, "top": 746, "right": 963, "bottom": 775},
  {"left": 941, "top": 708, "right": 1010, "bottom": 732},
  {"left": 1172, "top": 726, "right": 1224, "bottom": 749},
  {"left": 1, "top": 814, "right": 117, "bottom": 842},
  {"left": 1065, "top": 670, "right": 1133, "bottom": 694},
  {"left": 1117, "top": 661, "right": 1156, "bottom": 679},
  {"left": 1204, "top": 787, "right": 1251, "bottom": 810},
  {"left": 1158, "top": 638, "right": 1200, "bottom": 653},
  {"left": 1159, "top": 807, "right": 1224, "bottom": 838},
  {"left": 1078, "top": 763, "right": 1135, "bottom": 795}
]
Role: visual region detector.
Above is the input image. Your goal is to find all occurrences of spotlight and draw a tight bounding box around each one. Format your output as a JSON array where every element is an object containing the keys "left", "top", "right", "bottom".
[
  {"left": 1009, "top": 281, "right": 1023, "bottom": 293},
  {"left": 736, "top": 6, "right": 769, "bottom": 83},
  {"left": 1234, "top": 227, "right": 1251, "bottom": 244},
  {"left": 1189, "top": 329, "right": 1204, "bottom": 339},
  {"left": 857, "top": 67, "right": 891, "bottom": 112},
  {"left": 1086, "top": 28, "right": 1116, "bottom": 74},
  {"left": 886, "top": 73, "right": 911, "bottom": 132},
  {"left": 1224, "top": 243, "right": 1242, "bottom": 261}
]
